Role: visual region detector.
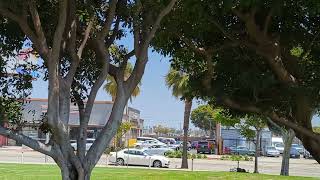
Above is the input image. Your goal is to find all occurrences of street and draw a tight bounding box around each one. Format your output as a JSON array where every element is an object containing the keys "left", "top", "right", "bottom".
[{"left": 0, "top": 147, "right": 319, "bottom": 177}]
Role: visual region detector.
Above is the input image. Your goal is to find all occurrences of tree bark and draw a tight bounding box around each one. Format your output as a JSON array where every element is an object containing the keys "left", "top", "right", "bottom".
[
  {"left": 254, "top": 129, "right": 261, "bottom": 173},
  {"left": 281, "top": 129, "right": 294, "bottom": 176},
  {"left": 181, "top": 99, "right": 192, "bottom": 169}
]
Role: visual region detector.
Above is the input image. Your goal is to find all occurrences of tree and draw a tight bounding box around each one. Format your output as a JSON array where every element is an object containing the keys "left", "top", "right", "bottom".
[
  {"left": 239, "top": 116, "right": 267, "bottom": 174},
  {"left": 104, "top": 62, "right": 141, "bottom": 102},
  {"left": 153, "top": 125, "right": 171, "bottom": 136},
  {"left": 191, "top": 105, "right": 224, "bottom": 138},
  {"left": 0, "top": 1, "right": 177, "bottom": 179},
  {"left": 153, "top": 0, "right": 320, "bottom": 163},
  {"left": 165, "top": 67, "right": 192, "bottom": 169},
  {"left": 267, "top": 119, "right": 294, "bottom": 176}
]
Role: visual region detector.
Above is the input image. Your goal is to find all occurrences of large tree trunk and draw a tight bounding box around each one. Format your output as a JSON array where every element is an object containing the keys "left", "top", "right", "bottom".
[
  {"left": 281, "top": 129, "right": 294, "bottom": 176},
  {"left": 254, "top": 129, "right": 261, "bottom": 173},
  {"left": 181, "top": 99, "right": 192, "bottom": 169}
]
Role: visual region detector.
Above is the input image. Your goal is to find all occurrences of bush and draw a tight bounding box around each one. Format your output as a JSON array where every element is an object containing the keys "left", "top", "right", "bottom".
[
  {"left": 165, "top": 150, "right": 206, "bottom": 159},
  {"left": 220, "top": 155, "right": 253, "bottom": 161}
]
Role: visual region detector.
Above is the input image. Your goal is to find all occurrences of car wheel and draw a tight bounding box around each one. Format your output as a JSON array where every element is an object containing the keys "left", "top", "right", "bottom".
[
  {"left": 176, "top": 147, "right": 180, "bottom": 151},
  {"left": 153, "top": 160, "right": 162, "bottom": 168},
  {"left": 188, "top": 147, "right": 191, "bottom": 151},
  {"left": 116, "top": 158, "right": 124, "bottom": 166}
]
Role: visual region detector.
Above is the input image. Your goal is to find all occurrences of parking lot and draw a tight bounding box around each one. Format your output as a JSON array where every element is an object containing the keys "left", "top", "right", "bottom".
[{"left": 0, "top": 147, "right": 319, "bottom": 177}]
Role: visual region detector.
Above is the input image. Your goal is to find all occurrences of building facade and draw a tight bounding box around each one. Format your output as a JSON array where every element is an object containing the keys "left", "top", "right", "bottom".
[{"left": 2, "top": 98, "right": 143, "bottom": 146}]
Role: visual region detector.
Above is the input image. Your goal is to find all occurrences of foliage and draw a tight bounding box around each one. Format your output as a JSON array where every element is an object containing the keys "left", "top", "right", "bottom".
[
  {"left": 152, "top": 0, "right": 320, "bottom": 162},
  {"left": 239, "top": 116, "right": 267, "bottom": 140},
  {"left": 191, "top": 105, "right": 240, "bottom": 132},
  {"left": 153, "top": 125, "right": 174, "bottom": 136},
  {"left": 220, "top": 155, "right": 253, "bottom": 161},
  {"left": 165, "top": 67, "right": 192, "bottom": 100},
  {"left": 313, "top": 127, "right": 320, "bottom": 134},
  {"left": 116, "top": 121, "right": 132, "bottom": 140},
  {"left": 165, "top": 150, "right": 207, "bottom": 159}
]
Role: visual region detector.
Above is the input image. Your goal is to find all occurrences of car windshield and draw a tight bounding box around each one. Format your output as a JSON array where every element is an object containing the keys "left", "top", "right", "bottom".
[
  {"left": 275, "top": 143, "right": 284, "bottom": 148},
  {"left": 292, "top": 144, "right": 301, "bottom": 148},
  {"left": 267, "top": 147, "right": 276, "bottom": 150}
]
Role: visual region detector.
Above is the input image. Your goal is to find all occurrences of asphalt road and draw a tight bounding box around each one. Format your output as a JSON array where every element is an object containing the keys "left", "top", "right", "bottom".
[{"left": 0, "top": 148, "right": 319, "bottom": 178}]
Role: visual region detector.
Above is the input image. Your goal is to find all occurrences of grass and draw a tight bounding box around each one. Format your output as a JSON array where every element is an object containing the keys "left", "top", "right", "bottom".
[{"left": 0, "top": 163, "right": 318, "bottom": 180}]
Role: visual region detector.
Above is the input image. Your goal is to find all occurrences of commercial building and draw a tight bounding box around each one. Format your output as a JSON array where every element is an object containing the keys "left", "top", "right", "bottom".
[{"left": 0, "top": 98, "right": 143, "bottom": 146}]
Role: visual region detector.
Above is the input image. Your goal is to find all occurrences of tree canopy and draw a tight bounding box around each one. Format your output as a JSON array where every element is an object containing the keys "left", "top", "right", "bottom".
[{"left": 153, "top": 0, "right": 320, "bottom": 163}]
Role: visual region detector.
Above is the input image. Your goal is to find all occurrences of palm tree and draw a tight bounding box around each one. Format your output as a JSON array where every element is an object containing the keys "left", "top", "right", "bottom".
[
  {"left": 165, "top": 67, "right": 192, "bottom": 169},
  {"left": 104, "top": 63, "right": 141, "bottom": 102}
]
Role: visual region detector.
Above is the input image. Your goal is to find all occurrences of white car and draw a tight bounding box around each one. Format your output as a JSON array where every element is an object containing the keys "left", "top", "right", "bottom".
[
  {"left": 265, "top": 146, "right": 280, "bottom": 157},
  {"left": 134, "top": 140, "right": 165, "bottom": 148},
  {"left": 70, "top": 138, "right": 95, "bottom": 151},
  {"left": 109, "top": 148, "right": 170, "bottom": 168},
  {"left": 143, "top": 145, "right": 174, "bottom": 156},
  {"left": 274, "top": 143, "right": 284, "bottom": 154}
]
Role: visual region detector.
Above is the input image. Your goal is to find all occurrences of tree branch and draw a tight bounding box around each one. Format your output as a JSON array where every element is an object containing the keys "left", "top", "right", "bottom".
[
  {"left": 263, "top": 8, "right": 273, "bottom": 35},
  {"left": 0, "top": 126, "right": 55, "bottom": 157},
  {"left": 97, "top": 0, "right": 118, "bottom": 41},
  {"left": 0, "top": 4, "right": 49, "bottom": 58},
  {"left": 221, "top": 97, "right": 320, "bottom": 143},
  {"left": 77, "top": 17, "right": 94, "bottom": 59},
  {"left": 51, "top": 0, "right": 68, "bottom": 62},
  {"left": 141, "top": 0, "right": 177, "bottom": 50},
  {"left": 106, "top": 17, "right": 120, "bottom": 47},
  {"left": 28, "top": 0, "right": 48, "bottom": 50}
]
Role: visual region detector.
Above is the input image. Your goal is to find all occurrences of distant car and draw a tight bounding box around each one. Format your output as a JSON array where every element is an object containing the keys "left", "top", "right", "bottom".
[
  {"left": 169, "top": 141, "right": 191, "bottom": 151},
  {"left": 265, "top": 146, "right": 280, "bottom": 157},
  {"left": 230, "top": 146, "right": 255, "bottom": 156},
  {"left": 223, "top": 146, "right": 232, "bottom": 155},
  {"left": 143, "top": 145, "right": 174, "bottom": 156},
  {"left": 70, "top": 138, "right": 95, "bottom": 151},
  {"left": 191, "top": 141, "right": 198, "bottom": 149},
  {"left": 274, "top": 143, "right": 284, "bottom": 154},
  {"left": 290, "top": 148, "right": 300, "bottom": 158},
  {"left": 291, "top": 144, "right": 304, "bottom": 154},
  {"left": 196, "top": 140, "right": 214, "bottom": 154},
  {"left": 109, "top": 148, "right": 170, "bottom": 168},
  {"left": 303, "top": 150, "right": 313, "bottom": 159},
  {"left": 135, "top": 140, "right": 165, "bottom": 148}
]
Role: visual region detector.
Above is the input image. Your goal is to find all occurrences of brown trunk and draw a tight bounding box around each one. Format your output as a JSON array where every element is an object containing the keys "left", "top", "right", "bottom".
[
  {"left": 254, "top": 129, "right": 261, "bottom": 173},
  {"left": 281, "top": 129, "right": 294, "bottom": 176},
  {"left": 181, "top": 99, "right": 192, "bottom": 169},
  {"left": 292, "top": 94, "right": 320, "bottom": 163}
]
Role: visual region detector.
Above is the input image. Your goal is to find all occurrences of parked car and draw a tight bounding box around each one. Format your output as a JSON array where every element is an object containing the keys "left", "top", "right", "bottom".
[
  {"left": 170, "top": 141, "right": 191, "bottom": 151},
  {"left": 109, "top": 148, "right": 170, "bottom": 168},
  {"left": 291, "top": 144, "right": 304, "bottom": 154},
  {"left": 158, "top": 137, "right": 176, "bottom": 145},
  {"left": 134, "top": 139, "right": 165, "bottom": 148},
  {"left": 143, "top": 145, "right": 174, "bottom": 156},
  {"left": 70, "top": 138, "right": 95, "bottom": 151},
  {"left": 265, "top": 146, "right": 280, "bottom": 157},
  {"left": 223, "top": 146, "right": 232, "bottom": 155},
  {"left": 274, "top": 143, "right": 284, "bottom": 154},
  {"left": 303, "top": 150, "right": 313, "bottom": 159},
  {"left": 191, "top": 141, "right": 198, "bottom": 149},
  {"left": 137, "top": 137, "right": 158, "bottom": 142},
  {"left": 290, "top": 148, "right": 300, "bottom": 158},
  {"left": 230, "top": 146, "right": 255, "bottom": 156},
  {"left": 196, "top": 140, "right": 214, "bottom": 154}
]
